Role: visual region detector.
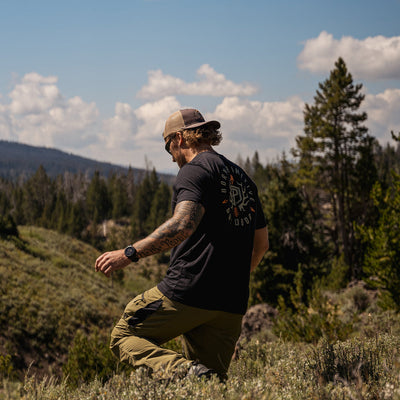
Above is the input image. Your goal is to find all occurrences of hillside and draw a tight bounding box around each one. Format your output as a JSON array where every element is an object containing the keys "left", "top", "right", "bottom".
[
  {"left": 0, "top": 140, "right": 174, "bottom": 183},
  {"left": 2, "top": 227, "right": 400, "bottom": 398},
  {"left": 0, "top": 226, "right": 160, "bottom": 379}
]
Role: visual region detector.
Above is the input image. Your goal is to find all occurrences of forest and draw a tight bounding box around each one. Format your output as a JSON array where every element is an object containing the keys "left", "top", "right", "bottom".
[
  {"left": 1, "top": 58, "right": 400, "bottom": 399},
  {"left": 1, "top": 58, "right": 399, "bottom": 311}
]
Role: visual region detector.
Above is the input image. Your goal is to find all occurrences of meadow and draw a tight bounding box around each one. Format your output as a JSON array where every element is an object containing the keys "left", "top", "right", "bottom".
[
  {"left": 1, "top": 226, "right": 400, "bottom": 399},
  {"left": 2, "top": 333, "right": 400, "bottom": 399}
]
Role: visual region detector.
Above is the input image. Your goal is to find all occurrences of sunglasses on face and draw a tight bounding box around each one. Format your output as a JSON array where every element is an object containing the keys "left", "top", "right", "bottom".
[{"left": 165, "top": 133, "right": 176, "bottom": 155}]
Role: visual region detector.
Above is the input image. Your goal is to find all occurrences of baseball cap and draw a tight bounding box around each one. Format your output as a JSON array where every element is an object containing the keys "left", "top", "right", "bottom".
[{"left": 163, "top": 109, "right": 220, "bottom": 139}]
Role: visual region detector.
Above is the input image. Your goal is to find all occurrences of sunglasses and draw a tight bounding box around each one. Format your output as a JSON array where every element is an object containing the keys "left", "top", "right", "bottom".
[{"left": 164, "top": 133, "right": 176, "bottom": 155}]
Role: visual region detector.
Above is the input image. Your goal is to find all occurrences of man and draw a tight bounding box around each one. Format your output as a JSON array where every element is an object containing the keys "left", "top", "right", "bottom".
[{"left": 95, "top": 109, "right": 269, "bottom": 381}]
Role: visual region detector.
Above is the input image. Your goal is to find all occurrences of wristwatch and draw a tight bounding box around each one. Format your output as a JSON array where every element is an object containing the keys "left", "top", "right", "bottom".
[{"left": 124, "top": 245, "right": 139, "bottom": 262}]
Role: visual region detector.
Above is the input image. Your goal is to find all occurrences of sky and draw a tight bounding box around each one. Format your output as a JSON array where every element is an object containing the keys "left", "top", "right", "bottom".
[{"left": 0, "top": 0, "right": 400, "bottom": 174}]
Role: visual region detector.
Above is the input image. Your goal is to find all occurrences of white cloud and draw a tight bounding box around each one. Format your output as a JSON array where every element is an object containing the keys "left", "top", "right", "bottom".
[
  {"left": 9, "top": 72, "right": 62, "bottom": 115},
  {"left": 95, "top": 96, "right": 181, "bottom": 170},
  {"left": 363, "top": 88, "right": 400, "bottom": 141},
  {"left": 2, "top": 68, "right": 399, "bottom": 174},
  {"left": 210, "top": 96, "right": 304, "bottom": 147},
  {"left": 2, "top": 73, "right": 99, "bottom": 148},
  {"left": 134, "top": 96, "right": 181, "bottom": 140},
  {"left": 137, "top": 64, "right": 258, "bottom": 99},
  {"left": 102, "top": 102, "right": 137, "bottom": 148},
  {"left": 298, "top": 31, "right": 400, "bottom": 79}
]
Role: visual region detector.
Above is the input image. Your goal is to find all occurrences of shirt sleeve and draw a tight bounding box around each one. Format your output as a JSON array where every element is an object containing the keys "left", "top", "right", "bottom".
[{"left": 174, "top": 164, "right": 210, "bottom": 207}]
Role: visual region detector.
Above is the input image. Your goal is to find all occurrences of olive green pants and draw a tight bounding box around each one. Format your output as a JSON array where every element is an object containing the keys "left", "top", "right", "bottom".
[{"left": 110, "top": 286, "right": 243, "bottom": 379}]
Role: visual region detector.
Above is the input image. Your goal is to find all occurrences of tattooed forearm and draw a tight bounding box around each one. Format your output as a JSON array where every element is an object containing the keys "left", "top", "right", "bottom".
[{"left": 133, "top": 201, "right": 205, "bottom": 258}]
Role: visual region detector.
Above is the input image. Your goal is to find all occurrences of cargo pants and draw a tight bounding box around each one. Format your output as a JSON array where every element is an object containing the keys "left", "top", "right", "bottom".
[{"left": 110, "top": 286, "right": 243, "bottom": 380}]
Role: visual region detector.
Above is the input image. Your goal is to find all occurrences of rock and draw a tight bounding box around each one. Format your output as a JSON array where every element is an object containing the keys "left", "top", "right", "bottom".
[{"left": 233, "top": 303, "right": 277, "bottom": 359}]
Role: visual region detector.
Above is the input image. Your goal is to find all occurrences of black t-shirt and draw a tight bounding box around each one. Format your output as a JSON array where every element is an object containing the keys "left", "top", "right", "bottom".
[{"left": 157, "top": 151, "right": 266, "bottom": 315}]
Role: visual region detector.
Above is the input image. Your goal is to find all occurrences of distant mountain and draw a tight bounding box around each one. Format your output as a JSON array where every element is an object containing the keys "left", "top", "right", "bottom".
[{"left": 0, "top": 140, "right": 174, "bottom": 183}]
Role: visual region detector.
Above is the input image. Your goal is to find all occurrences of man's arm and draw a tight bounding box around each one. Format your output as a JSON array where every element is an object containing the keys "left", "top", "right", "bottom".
[
  {"left": 95, "top": 200, "right": 205, "bottom": 277},
  {"left": 250, "top": 227, "right": 269, "bottom": 272}
]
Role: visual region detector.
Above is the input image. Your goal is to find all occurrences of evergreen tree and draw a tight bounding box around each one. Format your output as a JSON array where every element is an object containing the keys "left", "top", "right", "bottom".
[
  {"left": 0, "top": 184, "right": 11, "bottom": 216},
  {"left": 361, "top": 173, "right": 400, "bottom": 310},
  {"left": 374, "top": 132, "right": 400, "bottom": 189},
  {"left": 109, "top": 173, "right": 129, "bottom": 220},
  {"left": 0, "top": 213, "right": 18, "bottom": 238},
  {"left": 53, "top": 191, "right": 69, "bottom": 232},
  {"left": 146, "top": 182, "right": 172, "bottom": 232},
  {"left": 293, "top": 57, "right": 376, "bottom": 280},
  {"left": 66, "top": 200, "right": 87, "bottom": 238},
  {"left": 360, "top": 133, "right": 400, "bottom": 310},
  {"left": 250, "top": 157, "right": 327, "bottom": 306},
  {"left": 11, "top": 186, "right": 24, "bottom": 225},
  {"left": 86, "top": 171, "right": 111, "bottom": 223},
  {"left": 131, "top": 169, "right": 160, "bottom": 237},
  {"left": 22, "top": 165, "right": 55, "bottom": 225},
  {"left": 126, "top": 167, "right": 137, "bottom": 210}
]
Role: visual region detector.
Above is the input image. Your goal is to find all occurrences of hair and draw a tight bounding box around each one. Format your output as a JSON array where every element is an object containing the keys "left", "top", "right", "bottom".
[{"left": 181, "top": 126, "right": 222, "bottom": 147}]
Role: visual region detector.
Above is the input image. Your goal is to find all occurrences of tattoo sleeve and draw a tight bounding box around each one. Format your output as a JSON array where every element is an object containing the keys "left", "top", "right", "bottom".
[{"left": 133, "top": 200, "right": 205, "bottom": 258}]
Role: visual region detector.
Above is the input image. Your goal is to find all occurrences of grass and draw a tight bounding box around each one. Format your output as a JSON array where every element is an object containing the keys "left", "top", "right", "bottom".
[
  {"left": 0, "top": 226, "right": 163, "bottom": 381},
  {"left": 1, "top": 334, "right": 400, "bottom": 399},
  {"left": 2, "top": 226, "right": 400, "bottom": 399}
]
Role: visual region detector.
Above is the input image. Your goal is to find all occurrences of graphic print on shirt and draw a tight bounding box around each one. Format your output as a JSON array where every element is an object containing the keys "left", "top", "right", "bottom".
[{"left": 220, "top": 164, "right": 256, "bottom": 227}]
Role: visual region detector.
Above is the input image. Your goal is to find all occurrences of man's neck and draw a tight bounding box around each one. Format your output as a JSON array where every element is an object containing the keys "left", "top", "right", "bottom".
[{"left": 185, "top": 145, "right": 214, "bottom": 163}]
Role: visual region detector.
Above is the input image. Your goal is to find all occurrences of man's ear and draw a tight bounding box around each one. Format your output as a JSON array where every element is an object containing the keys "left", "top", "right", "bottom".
[{"left": 176, "top": 131, "right": 184, "bottom": 146}]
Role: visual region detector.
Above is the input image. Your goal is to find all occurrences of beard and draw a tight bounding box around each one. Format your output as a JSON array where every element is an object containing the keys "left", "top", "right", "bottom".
[{"left": 174, "top": 152, "right": 187, "bottom": 168}]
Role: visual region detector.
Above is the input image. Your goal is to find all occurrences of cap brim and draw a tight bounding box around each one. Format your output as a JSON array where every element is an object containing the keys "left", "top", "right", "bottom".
[
  {"left": 184, "top": 120, "right": 221, "bottom": 130},
  {"left": 162, "top": 119, "right": 221, "bottom": 139}
]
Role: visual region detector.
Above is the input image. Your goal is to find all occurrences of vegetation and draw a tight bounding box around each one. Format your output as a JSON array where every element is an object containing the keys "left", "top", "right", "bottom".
[
  {"left": 1, "top": 58, "right": 400, "bottom": 398},
  {"left": 294, "top": 58, "right": 376, "bottom": 281},
  {"left": 0, "top": 226, "right": 166, "bottom": 384},
  {"left": 0, "top": 166, "right": 172, "bottom": 250},
  {"left": 250, "top": 58, "right": 400, "bottom": 309},
  {"left": 2, "top": 328, "right": 400, "bottom": 399}
]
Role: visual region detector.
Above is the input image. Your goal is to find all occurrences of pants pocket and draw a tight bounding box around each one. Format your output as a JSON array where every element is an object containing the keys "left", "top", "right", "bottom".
[{"left": 126, "top": 299, "right": 163, "bottom": 327}]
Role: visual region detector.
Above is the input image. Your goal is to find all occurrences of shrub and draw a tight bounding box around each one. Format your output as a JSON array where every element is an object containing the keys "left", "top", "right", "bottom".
[
  {"left": 0, "top": 214, "right": 18, "bottom": 238},
  {"left": 307, "top": 335, "right": 399, "bottom": 393},
  {"left": 360, "top": 175, "right": 400, "bottom": 310},
  {"left": 0, "top": 354, "right": 16, "bottom": 383},
  {"left": 62, "top": 329, "right": 130, "bottom": 387},
  {"left": 273, "top": 270, "right": 355, "bottom": 343}
]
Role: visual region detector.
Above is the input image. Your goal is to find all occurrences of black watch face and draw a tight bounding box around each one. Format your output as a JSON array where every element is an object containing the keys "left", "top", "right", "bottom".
[{"left": 125, "top": 246, "right": 135, "bottom": 257}]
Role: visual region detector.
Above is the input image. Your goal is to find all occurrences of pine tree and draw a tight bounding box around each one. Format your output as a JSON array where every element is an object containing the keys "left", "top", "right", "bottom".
[
  {"left": 108, "top": 173, "right": 129, "bottom": 220},
  {"left": 131, "top": 169, "right": 160, "bottom": 237},
  {"left": 146, "top": 182, "right": 172, "bottom": 232},
  {"left": 250, "top": 157, "right": 327, "bottom": 306},
  {"left": 293, "top": 57, "right": 376, "bottom": 280},
  {"left": 22, "top": 165, "right": 55, "bottom": 226},
  {"left": 53, "top": 191, "right": 69, "bottom": 232},
  {"left": 86, "top": 171, "right": 111, "bottom": 223},
  {"left": 361, "top": 174, "right": 400, "bottom": 309},
  {"left": 360, "top": 133, "right": 400, "bottom": 309}
]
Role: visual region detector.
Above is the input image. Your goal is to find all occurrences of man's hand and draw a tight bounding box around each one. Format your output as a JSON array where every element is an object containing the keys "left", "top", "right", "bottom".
[
  {"left": 95, "top": 249, "right": 131, "bottom": 278},
  {"left": 94, "top": 201, "right": 204, "bottom": 277}
]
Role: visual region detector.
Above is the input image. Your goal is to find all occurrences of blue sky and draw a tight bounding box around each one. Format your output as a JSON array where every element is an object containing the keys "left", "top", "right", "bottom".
[{"left": 1, "top": 0, "right": 400, "bottom": 173}]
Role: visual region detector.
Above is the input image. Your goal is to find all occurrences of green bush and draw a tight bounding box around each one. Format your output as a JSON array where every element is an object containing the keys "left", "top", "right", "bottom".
[
  {"left": 63, "top": 329, "right": 130, "bottom": 387},
  {"left": 0, "top": 354, "right": 16, "bottom": 383},
  {"left": 360, "top": 174, "right": 400, "bottom": 310},
  {"left": 0, "top": 214, "right": 18, "bottom": 238},
  {"left": 309, "top": 338, "right": 382, "bottom": 385},
  {"left": 273, "top": 271, "right": 355, "bottom": 343},
  {"left": 306, "top": 335, "right": 400, "bottom": 399},
  {"left": 3, "top": 333, "right": 400, "bottom": 400}
]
